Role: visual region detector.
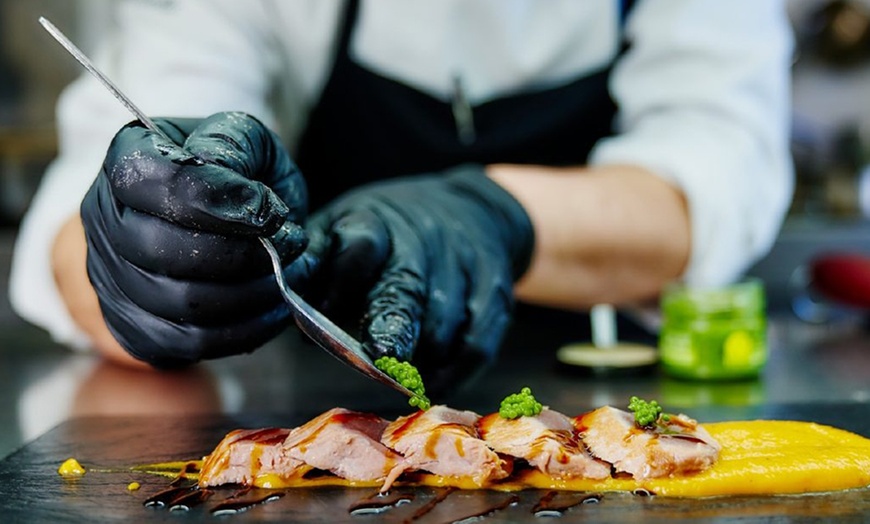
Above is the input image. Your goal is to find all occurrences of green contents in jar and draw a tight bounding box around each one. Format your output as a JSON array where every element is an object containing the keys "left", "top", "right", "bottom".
[{"left": 659, "top": 279, "right": 767, "bottom": 380}]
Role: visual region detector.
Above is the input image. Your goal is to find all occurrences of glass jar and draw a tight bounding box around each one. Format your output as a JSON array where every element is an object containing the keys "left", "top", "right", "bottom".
[{"left": 659, "top": 279, "right": 767, "bottom": 380}]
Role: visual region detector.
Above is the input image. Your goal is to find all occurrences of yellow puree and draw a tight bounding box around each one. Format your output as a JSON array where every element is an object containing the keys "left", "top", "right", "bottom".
[
  {"left": 507, "top": 420, "right": 870, "bottom": 497},
  {"left": 660, "top": 420, "right": 870, "bottom": 496},
  {"left": 130, "top": 460, "right": 201, "bottom": 479},
  {"left": 130, "top": 420, "right": 870, "bottom": 498},
  {"left": 57, "top": 457, "right": 86, "bottom": 477}
]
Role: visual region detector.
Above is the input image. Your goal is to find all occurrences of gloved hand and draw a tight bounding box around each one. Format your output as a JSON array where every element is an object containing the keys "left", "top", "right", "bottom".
[
  {"left": 288, "top": 165, "right": 535, "bottom": 397},
  {"left": 81, "top": 112, "right": 308, "bottom": 367}
]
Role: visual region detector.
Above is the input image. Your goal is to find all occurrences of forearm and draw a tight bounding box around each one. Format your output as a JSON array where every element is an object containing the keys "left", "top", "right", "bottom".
[
  {"left": 487, "top": 163, "right": 690, "bottom": 310},
  {"left": 52, "top": 214, "right": 148, "bottom": 369}
]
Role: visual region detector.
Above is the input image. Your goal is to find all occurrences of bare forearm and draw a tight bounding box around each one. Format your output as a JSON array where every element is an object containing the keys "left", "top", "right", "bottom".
[
  {"left": 488, "top": 163, "right": 690, "bottom": 310},
  {"left": 52, "top": 215, "right": 148, "bottom": 368}
]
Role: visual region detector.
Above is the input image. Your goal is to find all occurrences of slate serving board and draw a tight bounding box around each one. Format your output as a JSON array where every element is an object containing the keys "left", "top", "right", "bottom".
[{"left": 1, "top": 404, "right": 870, "bottom": 523}]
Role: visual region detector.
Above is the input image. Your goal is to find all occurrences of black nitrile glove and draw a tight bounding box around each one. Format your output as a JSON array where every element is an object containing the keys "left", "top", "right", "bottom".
[
  {"left": 81, "top": 112, "right": 307, "bottom": 367},
  {"left": 289, "top": 165, "right": 534, "bottom": 397}
]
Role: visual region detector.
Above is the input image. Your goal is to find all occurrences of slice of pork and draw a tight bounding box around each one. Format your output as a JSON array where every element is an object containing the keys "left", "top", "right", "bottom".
[
  {"left": 575, "top": 406, "right": 721, "bottom": 480},
  {"left": 477, "top": 408, "right": 610, "bottom": 479},
  {"left": 381, "top": 405, "right": 510, "bottom": 489},
  {"left": 283, "top": 407, "right": 405, "bottom": 483},
  {"left": 199, "top": 427, "right": 304, "bottom": 487}
]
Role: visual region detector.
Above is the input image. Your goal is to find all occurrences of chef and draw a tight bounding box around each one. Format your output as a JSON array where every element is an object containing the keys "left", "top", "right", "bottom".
[{"left": 10, "top": 0, "right": 794, "bottom": 394}]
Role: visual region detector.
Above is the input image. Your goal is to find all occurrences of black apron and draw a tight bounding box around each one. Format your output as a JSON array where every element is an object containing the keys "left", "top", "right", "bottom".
[{"left": 296, "top": 0, "right": 634, "bottom": 211}]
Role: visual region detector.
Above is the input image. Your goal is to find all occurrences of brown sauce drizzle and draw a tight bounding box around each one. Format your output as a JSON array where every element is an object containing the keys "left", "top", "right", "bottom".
[
  {"left": 404, "top": 487, "right": 457, "bottom": 523},
  {"left": 181, "top": 461, "right": 199, "bottom": 475},
  {"left": 143, "top": 484, "right": 212, "bottom": 511},
  {"left": 663, "top": 433, "right": 707, "bottom": 444},
  {"left": 444, "top": 493, "right": 520, "bottom": 523},
  {"left": 348, "top": 489, "right": 415, "bottom": 515},
  {"left": 423, "top": 431, "right": 441, "bottom": 459},
  {"left": 242, "top": 428, "right": 290, "bottom": 446},
  {"left": 169, "top": 476, "right": 187, "bottom": 488},
  {"left": 532, "top": 491, "right": 602, "bottom": 516},
  {"left": 143, "top": 485, "right": 195, "bottom": 508},
  {"left": 388, "top": 410, "right": 425, "bottom": 441},
  {"left": 210, "top": 491, "right": 285, "bottom": 516},
  {"left": 167, "top": 488, "right": 213, "bottom": 511},
  {"left": 391, "top": 488, "right": 519, "bottom": 524},
  {"left": 143, "top": 461, "right": 205, "bottom": 509},
  {"left": 145, "top": 482, "right": 284, "bottom": 516}
]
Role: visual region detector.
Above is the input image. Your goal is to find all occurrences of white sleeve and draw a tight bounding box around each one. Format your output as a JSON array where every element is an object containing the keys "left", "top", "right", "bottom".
[
  {"left": 588, "top": 0, "right": 795, "bottom": 287},
  {"left": 9, "top": 0, "right": 283, "bottom": 349}
]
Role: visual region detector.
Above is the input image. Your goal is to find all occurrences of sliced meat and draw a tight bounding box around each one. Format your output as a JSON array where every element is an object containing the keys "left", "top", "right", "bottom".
[
  {"left": 381, "top": 405, "right": 510, "bottom": 489},
  {"left": 477, "top": 408, "right": 610, "bottom": 479},
  {"left": 199, "top": 427, "right": 305, "bottom": 487},
  {"left": 575, "top": 406, "right": 721, "bottom": 480},
  {"left": 283, "top": 407, "right": 405, "bottom": 483}
]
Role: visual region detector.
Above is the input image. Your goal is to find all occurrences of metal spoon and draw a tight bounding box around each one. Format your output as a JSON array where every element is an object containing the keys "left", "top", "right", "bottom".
[
  {"left": 257, "top": 238, "right": 415, "bottom": 396},
  {"left": 39, "top": 16, "right": 414, "bottom": 398}
]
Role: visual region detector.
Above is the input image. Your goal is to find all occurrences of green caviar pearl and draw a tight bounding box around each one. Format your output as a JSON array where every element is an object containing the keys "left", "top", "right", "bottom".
[
  {"left": 498, "top": 386, "right": 543, "bottom": 419},
  {"left": 374, "top": 356, "right": 431, "bottom": 411},
  {"left": 628, "top": 396, "right": 665, "bottom": 427}
]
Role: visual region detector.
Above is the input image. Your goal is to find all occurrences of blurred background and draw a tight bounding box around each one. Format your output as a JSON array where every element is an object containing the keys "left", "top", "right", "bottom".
[
  {"left": 1, "top": 0, "right": 870, "bottom": 454},
  {"left": 2, "top": 0, "right": 870, "bottom": 326},
  {"left": 0, "top": 0, "right": 109, "bottom": 226}
]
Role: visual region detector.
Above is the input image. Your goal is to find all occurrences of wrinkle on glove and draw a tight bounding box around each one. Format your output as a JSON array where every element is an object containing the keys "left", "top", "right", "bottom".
[
  {"left": 288, "top": 165, "right": 534, "bottom": 398},
  {"left": 81, "top": 112, "right": 308, "bottom": 366}
]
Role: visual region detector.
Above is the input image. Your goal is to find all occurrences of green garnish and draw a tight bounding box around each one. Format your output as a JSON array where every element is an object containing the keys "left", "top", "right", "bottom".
[
  {"left": 498, "top": 387, "right": 543, "bottom": 419},
  {"left": 628, "top": 396, "right": 670, "bottom": 427},
  {"left": 374, "top": 356, "right": 430, "bottom": 411}
]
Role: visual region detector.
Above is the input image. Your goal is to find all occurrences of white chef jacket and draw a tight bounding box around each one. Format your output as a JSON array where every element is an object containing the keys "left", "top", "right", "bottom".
[{"left": 9, "top": 0, "right": 795, "bottom": 350}]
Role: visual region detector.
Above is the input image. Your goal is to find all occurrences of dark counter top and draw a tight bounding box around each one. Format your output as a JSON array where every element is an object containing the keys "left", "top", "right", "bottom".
[{"left": 3, "top": 407, "right": 870, "bottom": 523}]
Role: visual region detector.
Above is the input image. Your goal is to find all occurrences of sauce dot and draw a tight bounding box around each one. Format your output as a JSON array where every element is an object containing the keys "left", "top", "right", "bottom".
[
  {"left": 58, "top": 458, "right": 86, "bottom": 477},
  {"left": 127, "top": 482, "right": 141, "bottom": 491}
]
